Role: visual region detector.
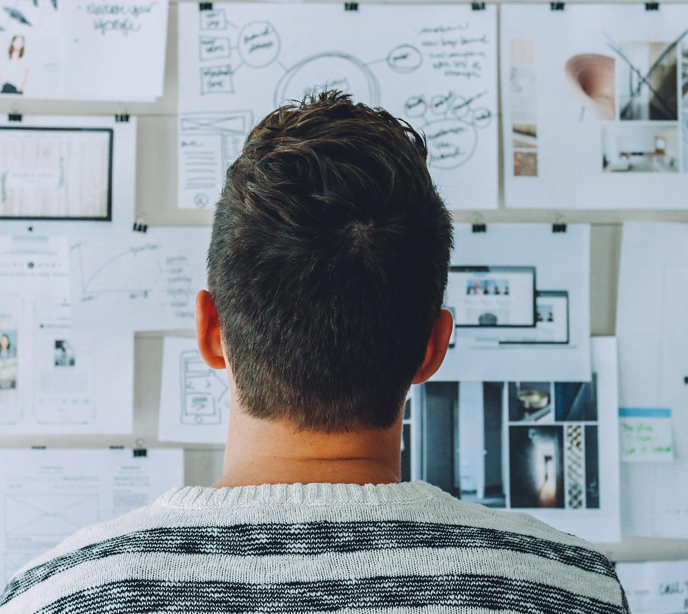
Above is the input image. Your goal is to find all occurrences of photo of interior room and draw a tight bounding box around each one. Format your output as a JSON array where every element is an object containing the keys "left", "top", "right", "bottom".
[{"left": 602, "top": 124, "right": 679, "bottom": 172}]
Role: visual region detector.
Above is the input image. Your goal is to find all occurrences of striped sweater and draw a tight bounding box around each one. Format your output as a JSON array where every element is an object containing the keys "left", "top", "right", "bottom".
[{"left": 1, "top": 481, "right": 628, "bottom": 613}]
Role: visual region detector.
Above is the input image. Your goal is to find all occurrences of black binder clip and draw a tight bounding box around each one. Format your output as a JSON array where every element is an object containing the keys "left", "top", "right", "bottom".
[
  {"left": 683, "top": 376, "right": 688, "bottom": 385},
  {"left": 645, "top": 3, "right": 659, "bottom": 10},
  {"left": 115, "top": 113, "right": 130, "bottom": 123},
  {"left": 199, "top": 2, "right": 213, "bottom": 10},
  {"left": 552, "top": 213, "right": 567, "bottom": 233},
  {"left": 344, "top": 3, "right": 358, "bottom": 10},
  {"left": 472, "top": 224, "right": 487, "bottom": 233},
  {"left": 8, "top": 113, "right": 22, "bottom": 122},
  {"left": 133, "top": 214, "right": 148, "bottom": 233},
  {"left": 133, "top": 448, "right": 148, "bottom": 458},
  {"left": 550, "top": 2, "right": 565, "bottom": 10},
  {"left": 471, "top": 2, "right": 486, "bottom": 10}
]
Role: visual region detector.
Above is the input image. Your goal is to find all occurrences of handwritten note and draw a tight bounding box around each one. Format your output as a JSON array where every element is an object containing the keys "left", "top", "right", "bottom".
[
  {"left": 617, "top": 560, "right": 688, "bottom": 614},
  {"left": 620, "top": 407, "right": 673, "bottom": 462}
]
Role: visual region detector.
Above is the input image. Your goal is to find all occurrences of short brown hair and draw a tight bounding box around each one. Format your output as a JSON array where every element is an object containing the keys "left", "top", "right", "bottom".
[{"left": 208, "top": 91, "right": 452, "bottom": 432}]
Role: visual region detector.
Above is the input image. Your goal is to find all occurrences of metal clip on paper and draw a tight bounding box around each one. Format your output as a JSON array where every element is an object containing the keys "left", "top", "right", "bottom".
[
  {"left": 471, "top": 3, "right": 486, "bottom": 10},
  {"left": 133, "top": 214, "right": 148, "bottom": 233},
  {"left": 550, "top": 2, "right": 565, "bottom": 10},
  {"left": 344, "top": 3, "right": 358, "bottom": 11},
  {"left": 199, "top": 2, "right": 213, "bottom": 10},
  {"left": 552, "top": 214, "right": 567, "bottom": 233}
]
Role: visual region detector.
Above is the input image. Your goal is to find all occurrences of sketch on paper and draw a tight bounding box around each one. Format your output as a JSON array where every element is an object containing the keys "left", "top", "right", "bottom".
[
  {"left": 0, "top": 449, "right": 184, "bottom": 583},
  {"left": 180, "top": 349, "right": 228, "bottom": 425},
  {"left": 178, "top": 4, "right": 499, "bottom": 210},
  {"left": 69, "top": 227, "right": 210, "bottom": 332},
  {"left": 159, "top": 337, "right": 230, "bottom": 444}
]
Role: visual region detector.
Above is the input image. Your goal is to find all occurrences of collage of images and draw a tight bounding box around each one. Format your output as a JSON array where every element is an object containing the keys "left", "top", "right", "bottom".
[
  {"left": 402, "top": 375, "right": 601, "bottom": 512},
  {"left": 510, "top": 34, "right": 688, "bottom": 176}
]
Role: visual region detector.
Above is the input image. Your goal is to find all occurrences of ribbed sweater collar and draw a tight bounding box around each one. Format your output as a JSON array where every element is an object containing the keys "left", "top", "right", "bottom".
[{"left": 158, "top": 481, "right": 445, "bottom": 509}]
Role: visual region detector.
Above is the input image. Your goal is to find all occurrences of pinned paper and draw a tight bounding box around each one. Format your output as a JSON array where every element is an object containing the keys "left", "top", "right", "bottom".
[
  {"left": 620, "top": 408, "right": 673, "bottom": 462},
  {"left": 617, "top": 560, "right": 688, "bottom": 614}
]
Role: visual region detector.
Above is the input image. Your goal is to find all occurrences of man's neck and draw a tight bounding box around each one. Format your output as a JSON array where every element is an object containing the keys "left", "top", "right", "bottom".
[{"left": 214, "top": 407, "right": 402, "bottom": 489}]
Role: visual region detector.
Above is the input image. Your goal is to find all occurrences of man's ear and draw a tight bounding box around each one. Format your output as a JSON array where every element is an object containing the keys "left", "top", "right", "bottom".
[
  {"left": 413, "top": 308, "right": 454, "bottom": 384},
  {"left": 195, "top": 290, "right": 226, "bottom": 369}
]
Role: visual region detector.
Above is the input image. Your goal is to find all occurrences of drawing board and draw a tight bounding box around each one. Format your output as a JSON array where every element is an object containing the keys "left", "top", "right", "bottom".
[{"left": 177, "top": 2, "right": 498, "bottom": 210}]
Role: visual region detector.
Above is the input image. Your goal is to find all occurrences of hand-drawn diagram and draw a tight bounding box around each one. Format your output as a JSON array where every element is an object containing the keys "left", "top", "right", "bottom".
[
  {"left": 69, "top": 228, "right": 210, "bottom": 332},
  {"left": 180, "top": 349, "right": 229, "bottom": 425},
  {"left": 405, "top": 91, "right": 492, "bottom": 169},
  {"left": 159, "top": 337, "right": 231, "bottom": 443},
  {"left": 178, "top": 4, "right": 498, "bottom": 210}
]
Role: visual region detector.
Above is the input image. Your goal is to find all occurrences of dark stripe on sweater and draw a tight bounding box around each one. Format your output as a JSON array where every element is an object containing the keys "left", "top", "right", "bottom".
[
  {"left": 1, "top": 521, "right": 615, "bottom": 605},
  {"left": 35, "top": 575, "right": 624, "bottom": 614}
]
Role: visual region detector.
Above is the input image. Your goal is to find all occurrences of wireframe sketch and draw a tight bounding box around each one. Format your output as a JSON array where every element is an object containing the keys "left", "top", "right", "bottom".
[
  {"left": 180, "top": 349, "right": 229, "bottom": 425},
  {"left": 5, "top": 494, "right": 100, "bottom": 536},
  {"left": 178, "top": 4, "right": 498, "bottom": 209}
]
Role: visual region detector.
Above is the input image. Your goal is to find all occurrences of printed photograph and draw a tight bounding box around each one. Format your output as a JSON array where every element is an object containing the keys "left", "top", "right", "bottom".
[
  {"left": 458, "top": 382, "right": 506, "bottom": 508},
  {"left": 466, "top": 278, "right": 510, "bottom": 296},
  {"left": 616, "top": 41, "right": 678, "bottom": 121},
  {"left": 0, "top": 330, "right": 18, "bottom": 389},
  {"left": 509, "top": 381, "right": 553, "bottom": 423},
  {"left": 564, "top": 53, "right": 615, "bottom": 121},
  {"left": 509, "top": 425, "right": 565, "bottom": 509},
  {"left": 536, "top": 303, "right": 554, "bottom": 323},
  {"left": 584, "top": 424, "right": 600, "bottom": 509},
  {"left": 513, "top": 151, "right": 537, "bottom": 176},
  {"left": 602, "top": 124, "right": 678, "bottom": 172},
  {"left": 1, "top": 35, "right": 28, "bottom": 95},
  {"left": 54, "top": 339, "right": 76, "bottom": 367},
  {"left": 553, "top": 375, "right": 598, "bottom": 421}
]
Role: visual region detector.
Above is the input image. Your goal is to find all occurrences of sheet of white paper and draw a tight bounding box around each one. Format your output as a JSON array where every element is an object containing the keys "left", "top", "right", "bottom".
[
  {"left": 0, "top": 448, "right": 183, "bottom": 584},
  {"left": 0, "top": 0, "right": 168, "bottom": 101},
  {"left": 617, "top": 560, "right": 688, "bottom": 614},
  {"left": 177, "top": 2, "right": 498, "bottom": 210},
  {"left": 617, "top": 222, "right": 688, "bottom": 538},
  {"left": 414, "top": 338, "right": 620, "bottom": 543},
  {"left": 159, "top": 337, "right": 230, "bottom": 443},
  {"left": 0, "top": 115, "right": 136, "bottom": 235},
  {"left": 434, "top": 224, "right": 591, "bottom": 382},
  {"left": 620, "top": 407, "right": 674, "bottom": 462},
  {"left": 501, "top": 4, "right": 688, "bottom": 209},
  {"left": 0, "top": 233, "right": 134, "bottom": 434},
  {"left": 70, "top": 226, "right": 211, "bottom": 332},
  {"left": 0, "top": 299, "right": 134, "bottom": 435}
]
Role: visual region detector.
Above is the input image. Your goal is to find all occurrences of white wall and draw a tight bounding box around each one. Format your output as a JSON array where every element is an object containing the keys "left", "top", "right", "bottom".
[{"left": 1, "top": 0, "right": 687, "bottom": 563}]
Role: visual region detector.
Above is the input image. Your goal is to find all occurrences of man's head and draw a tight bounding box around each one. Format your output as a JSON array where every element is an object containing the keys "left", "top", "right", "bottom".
[{"left": 199, "top": 91, "right": 453, "bottom": 433}]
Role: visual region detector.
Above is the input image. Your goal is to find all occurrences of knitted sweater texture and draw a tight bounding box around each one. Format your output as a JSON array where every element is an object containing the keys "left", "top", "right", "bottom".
[{"left": 0, "top": 481, "right": 629, "bottom": 613}]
